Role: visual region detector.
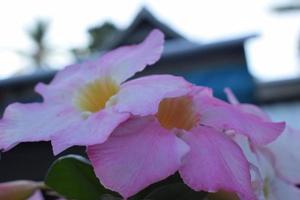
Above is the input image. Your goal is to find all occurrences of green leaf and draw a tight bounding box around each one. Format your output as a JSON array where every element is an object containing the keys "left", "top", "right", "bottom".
[
  {"left": 45, "top": 154, "right": 118, "bottom": 200},
  {"left": 99, "top": 194, "right": 123, "bottom": 200},
  {"left": 144, "top": 183, "right": 207, "bottom": 200},
  {"left": 129, "top": 173, "right": 183, "bottom": 200}
]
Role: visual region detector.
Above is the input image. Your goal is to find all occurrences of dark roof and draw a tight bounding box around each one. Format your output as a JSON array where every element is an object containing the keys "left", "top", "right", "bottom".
[
  {"left": 162, "top": 34, "right": 256, "bottom": 59},
  {"left": 272, "top": 1, "right": 300, "bottom": 12},
  {"left": 106, "top": 7, "right": 184, "bottom": 49},
  {"left": 256, "top": 78, "right": 300, "bottom": 103},
  {"left": 0, "top": 70, "right": 56, "bottom": 90}
]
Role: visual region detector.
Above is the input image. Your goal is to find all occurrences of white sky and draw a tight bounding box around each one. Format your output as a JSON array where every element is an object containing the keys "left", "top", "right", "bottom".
[{"left": 0, "top": 0, "right": 299, "bottom": 82}]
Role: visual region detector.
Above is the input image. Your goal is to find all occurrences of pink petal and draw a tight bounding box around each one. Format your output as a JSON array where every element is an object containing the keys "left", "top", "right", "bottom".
[
  {"left": 224, "top": 88, "right": 270, "bottom": 121},
  {"left": 28, "top": 190, "right": 44, "bottom": 200},
  {"left": 51, "top": 108, "right": 129, "bottom": 155},
  {"left": 87, "top": 116, "right": 189, "bottom": 199},
  {"left": 35, "top": 61, "right": 97, "bottom": 104},
  {"left": 194, "top": 94, "right": 285, "bottom": 145},
  {"left": 114, "top": 75, "right": 192, "bottom": 116},
  {"left": 267, "top": 126, "right": 300, "bottom": 184},
  {"left": 232, "top": 135, "right": 266, "bottom": 198},
  {"left": 97, "top": 29, "right": 164, "bottom": 84},
  {"left": 0, "top": 103, "right": 80, "bottom": 151},
  {"left": 36, "top": 29, "right": 164, "bottom": 104},
  {"left": 179, "top": 126, "right": 255, "bottom": 200},
  {"left": 224, "top": 88, "right": 239, "bottom": 105}
]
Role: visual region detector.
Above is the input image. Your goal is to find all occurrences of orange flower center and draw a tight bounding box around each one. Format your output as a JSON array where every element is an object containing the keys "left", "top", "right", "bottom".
[
  {"left": 74, "top": 78, "right": 119, "bottom": 113},
  {"left": 156, "top": 96, "right": 199, "bottom": 131}
]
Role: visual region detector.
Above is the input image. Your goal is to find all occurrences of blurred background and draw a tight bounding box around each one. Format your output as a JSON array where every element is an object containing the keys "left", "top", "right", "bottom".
[{"left": 0, "top": 0, "right": 299, "bottom": 182}]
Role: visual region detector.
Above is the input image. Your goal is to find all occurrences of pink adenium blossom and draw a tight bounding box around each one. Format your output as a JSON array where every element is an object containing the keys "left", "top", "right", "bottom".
[
  {"left": 0, "top": 29, "right": 191, "bottom": 154},
  {"left": 225, "top": 88, "right": 300, "bottom": 200},
  {"left": 225, "top": 88, "right": 300, "bottom": 184},
  {"left": 87, "top": 86, "right": 285, "bottom": 199},
  {"left": 266, "top": 126, "right": 300, "bottom": 185},
  {"left": 255, "top": 149, "right": 300, "bottom": 200},
  {"left": 234, "top": 135, "right": 300, "bottom": 200}
]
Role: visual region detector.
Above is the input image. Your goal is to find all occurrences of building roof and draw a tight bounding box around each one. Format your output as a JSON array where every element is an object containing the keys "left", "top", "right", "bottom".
[
  {"left": 256, "top": 78, "right": 300, "bottom": 103},
  {"left": 101, "top": 7, "right": 256, "bottom": 61},
  {"left": 162, "top": 35, "right": 256, "bottom": 60},
  {"left": 105, "top": 7, "right": 184, "bottom": 49},
  {"left": 0, "top": 69, "right": 55, "bottom": 90}
]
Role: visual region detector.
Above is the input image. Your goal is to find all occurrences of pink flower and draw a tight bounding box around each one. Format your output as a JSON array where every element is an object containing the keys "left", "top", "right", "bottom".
[
  {"left": 225, "top": 88, "right": 300, "bottom": 199},
  {"left": 87, "top": 86, "right": 285, "bottom": 199},
  {"left": 0, "top": 29, "right": 191, "bottom": 154},
  {"left": 225, "top": 88, "right": 300, "bottom": 184},
  {"left": 266, "top": 126, "right": 300, "bottom": 184},
  {"left": 256, "top": 149, "right": 300, "bottom": 200},
  {"left": 234, "top": 135, "right": 300, "bottom": 200}
]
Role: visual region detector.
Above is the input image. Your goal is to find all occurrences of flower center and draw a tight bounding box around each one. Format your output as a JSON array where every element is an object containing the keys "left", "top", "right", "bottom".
[
  {"left": 156, "top": 96, "right": 199, "bottom": 131},
  {"left": 74, "top": 78, "right": 119, "bottom": 113}
]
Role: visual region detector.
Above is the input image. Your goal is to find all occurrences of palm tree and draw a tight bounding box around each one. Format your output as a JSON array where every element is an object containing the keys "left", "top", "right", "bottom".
[{"left": 27, "top": 19, "right": 50, "bottom": 69}]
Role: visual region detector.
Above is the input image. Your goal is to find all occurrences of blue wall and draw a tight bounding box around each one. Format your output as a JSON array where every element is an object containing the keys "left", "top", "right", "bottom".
[{"left": 183, "top": 65, "right": 255, "bottom": 103}]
